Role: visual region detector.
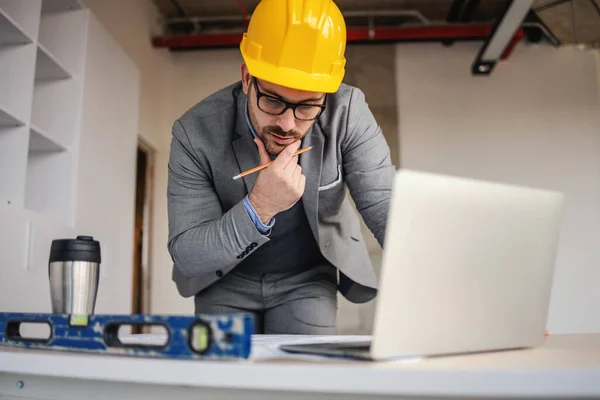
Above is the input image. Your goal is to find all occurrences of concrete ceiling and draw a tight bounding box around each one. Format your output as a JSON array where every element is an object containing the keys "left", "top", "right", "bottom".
[
  {"left": 534, "top": 0, "right": 600, "bottom": 46},
  {"left": 151, "top": 0, "right": 600, "bottom": 48}
]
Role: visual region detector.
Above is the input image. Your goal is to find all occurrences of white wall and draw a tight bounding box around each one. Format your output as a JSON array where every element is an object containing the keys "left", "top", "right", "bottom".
[
  {"left": 81, "top": 0, "right": 170, "bottom": 148},
  {"left": 75, "top": 14, "right": 140, "bottom": 313},
  {"left": 82, "top": 0, "right": 175, "bottom": 315},
  {"left": 395, "top": 42, "right": 600, "bottom": 334}
]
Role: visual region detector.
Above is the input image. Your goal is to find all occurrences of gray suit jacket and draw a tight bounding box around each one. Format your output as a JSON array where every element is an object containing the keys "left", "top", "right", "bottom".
[{"left": 167, "top": 81, "right": 395, "bottom": 304}]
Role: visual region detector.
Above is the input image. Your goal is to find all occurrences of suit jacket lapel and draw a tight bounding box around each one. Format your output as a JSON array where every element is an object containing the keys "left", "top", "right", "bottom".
[
  {"left": 300, "top": 125, "right": 324, "bottom": 243},
  {"left": 233, "top": 94, "right": 260, "bottom": 194}
]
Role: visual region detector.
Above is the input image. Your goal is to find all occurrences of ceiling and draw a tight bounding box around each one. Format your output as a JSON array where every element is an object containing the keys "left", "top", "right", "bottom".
[
  {"left": 151, "top": 0, "right": 600, "bottom": 49},
  {"left": 154, "top": 0, "right": 510, "bottom": 21}
]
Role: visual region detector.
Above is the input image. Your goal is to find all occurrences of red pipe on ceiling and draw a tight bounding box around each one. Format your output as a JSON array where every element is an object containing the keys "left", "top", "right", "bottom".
[
  {"left": 152, "top": 24, "right": 525, "bottom": 54},
  {"left": 345, "top": 25, "right": 493, "bottom": 41}
]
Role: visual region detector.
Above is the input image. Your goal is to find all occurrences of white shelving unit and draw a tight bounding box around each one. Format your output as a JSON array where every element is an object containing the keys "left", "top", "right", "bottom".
[
  {"left": 31, "top": 78, "right": 78, "bottom": 149},
  {"left": 0, "top": 43, "right": 36, "bottom": 126},
  {"left": 41, "top": 0, "right": 83, "bottom": 14},
  {"left": 38, "top": 3, "right": 84, "bottom": 75},
  {"left": 0, "top": 126, "right": 29, "bottom": 207},
  {"left": 0, "top": 0, "right": 87, "bottom": 224},
  {"left": 25, "top": 149, "right": 74, "bottom": 224},
  {"left": 29, "top": 124, "right": 68, "bottom": 152},
  {"left": 36, "top": 44, "right": 72, "bottom": 80},
  {"left": 0, "top": 0, "right": 39, "bottom": 207},
  {"left": 0, "top": 0, "right": 40, "bottom": 45}
]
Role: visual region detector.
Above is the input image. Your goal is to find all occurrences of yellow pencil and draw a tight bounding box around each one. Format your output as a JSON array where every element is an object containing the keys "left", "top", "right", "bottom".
[{"left": 232, "top": 146, "right": 313, "bottom": 180}]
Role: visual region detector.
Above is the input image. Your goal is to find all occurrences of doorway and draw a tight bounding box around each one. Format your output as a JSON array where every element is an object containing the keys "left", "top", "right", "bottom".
[{"left": 132, "top": 138, "right": 155, "bottom": 327}]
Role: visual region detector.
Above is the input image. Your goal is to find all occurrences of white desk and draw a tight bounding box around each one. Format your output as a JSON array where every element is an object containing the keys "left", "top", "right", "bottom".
[{"left": 1, "top": 334, "right": 599, "bottom": 400}]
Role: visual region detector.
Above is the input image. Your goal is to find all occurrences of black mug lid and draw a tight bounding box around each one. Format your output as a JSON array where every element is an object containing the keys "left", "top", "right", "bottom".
[{"left": 49, "top": 235, "right": 101, "bottom": 264}]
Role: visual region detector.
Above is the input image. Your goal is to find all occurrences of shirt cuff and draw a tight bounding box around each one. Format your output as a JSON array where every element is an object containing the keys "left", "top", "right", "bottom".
[{"left": 243, "top": 195, "right": 275, "bottom": 234}]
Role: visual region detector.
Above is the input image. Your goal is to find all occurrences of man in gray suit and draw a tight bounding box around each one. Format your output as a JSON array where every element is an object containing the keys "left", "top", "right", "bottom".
[{"left": 167, "top": 0, "right": 395, "bottom": 334}]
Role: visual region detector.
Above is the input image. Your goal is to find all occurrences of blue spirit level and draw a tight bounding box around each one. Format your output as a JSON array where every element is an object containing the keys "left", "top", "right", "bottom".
[{"left": 0, "top": 312, "right": 254, "bottom": 360}]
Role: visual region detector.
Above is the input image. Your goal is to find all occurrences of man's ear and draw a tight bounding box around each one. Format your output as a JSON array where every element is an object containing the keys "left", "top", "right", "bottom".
[{"left": 241, "top": 63, "right": 250, "bottom": 95}]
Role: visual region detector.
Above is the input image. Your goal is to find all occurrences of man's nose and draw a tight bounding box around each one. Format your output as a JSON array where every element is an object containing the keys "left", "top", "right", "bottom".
[{"left": 277, "top": 108, "right": 296, "bottom": 133}]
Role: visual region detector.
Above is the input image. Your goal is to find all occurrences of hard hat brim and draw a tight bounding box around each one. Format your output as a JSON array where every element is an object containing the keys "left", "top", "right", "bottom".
[{"left": 242, "top": 53, "right": 345, "bottom": 94}]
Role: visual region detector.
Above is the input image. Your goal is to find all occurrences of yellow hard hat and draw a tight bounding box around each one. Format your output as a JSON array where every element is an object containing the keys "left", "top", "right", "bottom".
[{"left": 240, "top": 0, "right": 347, "bottom": 93}]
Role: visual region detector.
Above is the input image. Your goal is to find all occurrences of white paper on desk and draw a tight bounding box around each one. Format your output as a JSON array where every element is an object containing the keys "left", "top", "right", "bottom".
[
  {"left": 250, "top": 334, "right": 372, "bottom": 361},
  {"left": 251, "top": 335, "right": 423, "bottom": 363}
]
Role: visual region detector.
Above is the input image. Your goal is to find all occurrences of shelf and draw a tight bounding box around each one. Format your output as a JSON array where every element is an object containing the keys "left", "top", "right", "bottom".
[
  {"left": 32, "top": 78, "right": 78, "bottom": 149},
  {"left": 0, "top": 8, "right": 31, "bottom": 45},
  {"left": 38, "top": 7, "right": 86, "bottom": 77},
  {"left": 29, "top": 124, "right": 68, "bottom": 152},
  {"left": 25, "top": 149, "right": 74, "bottom": 224},
  {"left": 41, "top": 0, "right": 83, "bottom": 14},
  {"left": 36, "top": 44, "right": 72, "bottom": 80},
  {"left": 0, "top": 126, "right": 29, "bottom": 207},
  {"left": 0, "top": 44, "right": 36, "bottom": 127},
  {"left": 0, "top": 105, "right": 25, "bottom": 127},
  {"left": 0, "top": 0, "right": 40, "bottom": 45}
]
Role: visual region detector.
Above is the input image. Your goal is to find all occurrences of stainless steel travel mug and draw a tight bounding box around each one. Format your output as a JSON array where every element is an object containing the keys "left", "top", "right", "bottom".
[{"left": 48, "top": 235, "right": 101, "bottom": 315}]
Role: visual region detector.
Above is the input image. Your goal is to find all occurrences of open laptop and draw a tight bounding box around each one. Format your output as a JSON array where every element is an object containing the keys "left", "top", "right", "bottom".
[{"left": 280, "top": 169, "right": 564, "bottom": 360}]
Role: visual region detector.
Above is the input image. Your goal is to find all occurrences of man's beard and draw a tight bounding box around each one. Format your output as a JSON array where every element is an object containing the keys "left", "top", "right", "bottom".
[
  {"left": 248, "top": 105, "right": 309, "bottom": 155},
  {"left": 259, "top": 125, "right": 305, "bottom": 155}
]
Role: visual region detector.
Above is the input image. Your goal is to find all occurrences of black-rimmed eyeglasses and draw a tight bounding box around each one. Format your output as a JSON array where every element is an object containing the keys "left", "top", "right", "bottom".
[{"left": 252, "top": 78, "right": 326, "bottom": 121}]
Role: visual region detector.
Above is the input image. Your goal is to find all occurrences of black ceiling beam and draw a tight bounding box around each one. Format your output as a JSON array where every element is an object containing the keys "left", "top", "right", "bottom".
[
  {"left": 169, "top": 0, "right": 186, "bottom": 18},
  {"left": 444, "top": 0, "right": 466, "bottom": 46},
  {"left": 459, "top": 0, "right": 481, "bottom": 22},
  {"left": 446, "top": 0, "right": 481, "bottom": 23},
  {"left": 590, "top": 0, "right": 600, "bottom": 16},
  {"left": 447, "top": 0, "right": 466, "bottom": 22}
]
